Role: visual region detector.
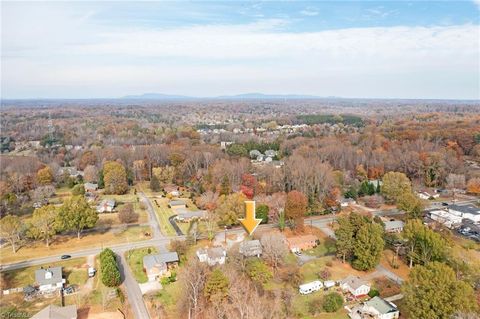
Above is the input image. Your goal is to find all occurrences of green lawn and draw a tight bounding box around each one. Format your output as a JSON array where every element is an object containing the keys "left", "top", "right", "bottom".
[
  {"left": 125, "top": 247, "right": 158, "bottom": 283},
  {"left": 292, "top": 289, "right": 348, "bottom": 319},
  {"left": 304, "top": 239, "right": 336, "bottom": 258},
  {"left": 149, "top": 280, "right": 182, "bottom": 317},
  {"left": 151, "top": 198, "right": 178, "bottom": 236}
]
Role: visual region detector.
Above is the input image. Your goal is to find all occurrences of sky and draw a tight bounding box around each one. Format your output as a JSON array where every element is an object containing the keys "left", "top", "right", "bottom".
[{"left": 1, "top": 1, "right": 479, "bottom": 100}]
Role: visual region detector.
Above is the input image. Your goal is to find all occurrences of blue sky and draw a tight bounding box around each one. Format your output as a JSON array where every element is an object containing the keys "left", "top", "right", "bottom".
[{"left": 2, "top": 1, "right": 479, "bottom": 99}]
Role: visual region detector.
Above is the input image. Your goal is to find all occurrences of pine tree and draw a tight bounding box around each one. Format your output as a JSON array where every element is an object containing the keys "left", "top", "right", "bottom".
[{"left": 150, "top": 174, "right": 161, "bottom": 192}]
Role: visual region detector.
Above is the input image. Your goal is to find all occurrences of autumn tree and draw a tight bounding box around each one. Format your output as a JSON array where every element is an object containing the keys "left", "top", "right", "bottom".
[
  {"left": 397, "top": 192, "right": 424, "bottom": 219},
  {"left": 36, "top": 167, "right": 54, "bottom": 185},
  {"left": 79, "top": 151, "right": 97, "bottom": 170},
  {"left": 31, "top": 205, "right": 58, "bottom": 247},
  {"left": 118, "top": 203, "right": 138, "bottom": 224},
  {"left": 402, "top": 262, "right": 478, "bottom": 319},
  {"left": 381, "top": 171, "right": 412, "bottom": 203},
  {"left": 245, "top": 258, "right": 273, "bottom": 284},
  {"left": 214, "top": 192, "right": 247, "bottom": 226},
  {"left": 57, "top": 196, "right": 98, "bottom": 239},
  {"left": 466, "top": 178, "right": 480, "bottom": 195},
  {"left": 0, "top": 215, "right": 22, "bottom": 253},
  {"left": 32, "top": 185, "right": 55, "bottom": 203},
  {"left": 103, "top": 161, "right": 128, "bottom": 195},
  {"left": 284, "top": 190, "right": 308, "bottom": 231},
  {"left": 83, "top": 165, "right": 98, "bottom": 183}
]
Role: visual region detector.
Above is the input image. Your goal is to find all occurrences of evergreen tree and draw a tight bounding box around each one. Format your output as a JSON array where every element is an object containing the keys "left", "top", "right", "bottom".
[
  {"left": 204, "top": 269, "right": 229, "bottom": 301},
  {"left": 150, "top": 174, "right": 161, "bottom": 192},
  {"left": 352, "top": 223, "right": 385, "bottom": 270},
  {"left": 219, "top": 175, "right": 231, "bottom": 195},
  {"left": 256, "top": 204, "right": 269, "bottom": 224}
]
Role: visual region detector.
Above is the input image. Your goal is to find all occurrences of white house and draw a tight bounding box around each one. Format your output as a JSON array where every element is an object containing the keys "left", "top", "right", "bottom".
[
  {"left": 299, "top": 281, "right": 323, "bottom": 295},
  {"left": 348, "top": 296, "right": 399, "bottom": 319},
  {"left": 323, "top": 280, "right": 336, "bottom": 289},
  {"left": 35, "top": 267, "right": 65, "bottom": 292},
  {"left": 448, "top": 205, "right": 480, "bottom": 223},
  {"left": 341, "top": 275, "right": 370, "bottom": 297},
  {"left": 96, "top": 199, "right": 115, "bottom": 213},
  {"left": 416, "top": 191, "right": 439, "bottom": 200},
  {"left": 429, "top": 209, "right": 463, "bottom": 229},
  {"left": 196, "top": 247, "right": 226, "bottom": 266}
]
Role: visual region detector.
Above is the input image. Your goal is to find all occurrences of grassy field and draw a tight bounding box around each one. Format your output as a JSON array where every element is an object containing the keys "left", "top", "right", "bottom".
[
  {"left": 1, "top": 257, "right": 87, "bottom": 290},
  {"left": 0, "top": 225, "right": 151, "bottom": 264},
  {"left": 125, "top": 247, "right": 158, "bottom": 283},
  {"left": 146, "top": 280, "right": 182, "bottom": 318},
  {"left": 300, "top": 256, "right": 371, "bottom": 282},
  {"left": 303, "top": 238, "right": 337, "bottom": 258},
  {"left": 291, "top": 287, "right": 348, "bottom": 319}
]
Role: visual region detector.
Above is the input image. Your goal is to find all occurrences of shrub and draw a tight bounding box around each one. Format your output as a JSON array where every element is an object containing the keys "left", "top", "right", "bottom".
[
  {"left": 318, "top": 268, "right": 331, "bottom": 280},
  {"left": 71, "top": 184, "right": 85, "bottom": 196},
  {"left": 368, "top": 289, "right": 380, "bottom": 298},
  {"left": 322, "top": 292, "right": 344, "bottom": 313},
  {"left": 118, "top": 203, "right": 139, "bottom": 224},
  {"left": 246, "top": 258, "right": 273, "bottom": 284}
]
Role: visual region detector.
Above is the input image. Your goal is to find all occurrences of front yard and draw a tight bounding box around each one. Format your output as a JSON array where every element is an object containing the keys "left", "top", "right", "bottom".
[
  {"left": 125, "top": 247, "right": 158, "bottom": 283},
  {"left": 0, "top": 225, "right": 152, "bottom": 264}
]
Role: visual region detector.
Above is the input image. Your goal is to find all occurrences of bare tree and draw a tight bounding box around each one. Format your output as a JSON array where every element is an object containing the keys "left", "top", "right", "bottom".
[
  {"left": 260, "top": 232, "right": 288, "bottom": 271},
  {"left": 177, "top": 259, "right": 208, "bottom": 319}
]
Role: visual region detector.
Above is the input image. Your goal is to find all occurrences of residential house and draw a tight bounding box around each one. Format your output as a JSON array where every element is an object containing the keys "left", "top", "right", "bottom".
[
  {"left": 384, "top": 220, "right": 404, "bottom": 233},
  {"left": 174, "top": 208, "right": 206, "bottom": 222},
  {"left": 448, "top": 204, "right": 480, "bottom": 223},
  {"left": 35, "top": 267, "right": 65, "bottom": 292},
  {"left": 143, "top": 252, "right": 179, "bottom": 281},
  {"left": 429, "top": 209, "right": 462, "bottom": 229},
  {"left": 96, "top": 199, "right": 115, "bottom": 213},
  {"left": 196, "top": 247, "right": 226, "bottom": 266},
  {"left": 168, "top": 200, "right": 187, "bottom": 209},
  {"left": 340, "top": 197, "right": 356, "bottom": 207},
  {"left": 59, "top": 167, "right": 84, "bottom": 178},
  {"left": 416, "top": 191, "right": 439, "bottom": 200},
  {"left": 348, "top": 296, "right": 399, "bottom": 319},
  {"left": 84, "top": 182, "right": 98, "bottom": 193},
  {"left": 287, "top": 234, "right": 318, "bottom": 253},
  {"left": 31, "top": 304, "right": 77, "bottom": 319},
  {"left": 239, "top": 239, "right": 263, "bottom": 257},
  {"left": 340, "top": 275, "right": 371, "bottom": 297},
  {"left": 213, "top": 232, "right": 245, "bottom": 249},
  {"left": 164, "top": 185, "right": 180, "bottom": 197}
]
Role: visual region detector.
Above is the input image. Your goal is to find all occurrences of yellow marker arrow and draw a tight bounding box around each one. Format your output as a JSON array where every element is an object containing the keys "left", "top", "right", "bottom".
[{"left": 239, "top": 201, "right": 262, "bottom": 235}]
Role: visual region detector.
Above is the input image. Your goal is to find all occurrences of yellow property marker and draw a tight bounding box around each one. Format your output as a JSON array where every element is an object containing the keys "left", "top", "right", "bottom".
[{"left": 239, "top": 201, "right": 262, "bottom": 235}]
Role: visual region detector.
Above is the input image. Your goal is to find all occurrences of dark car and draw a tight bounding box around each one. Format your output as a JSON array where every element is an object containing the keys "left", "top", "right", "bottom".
[
  {"left": 60, "top": 254, "right": 71, "bottom": 260},
  {"left": 441, "top": 202, "right": 449, "bottom": 206}
]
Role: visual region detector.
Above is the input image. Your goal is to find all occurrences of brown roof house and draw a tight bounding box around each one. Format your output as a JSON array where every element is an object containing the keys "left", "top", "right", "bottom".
[
  {"left": 287, "top": 234, "right": 318, "bottom": 253},
  {"left": 31, "top": 305, "right": 77, "bottom": 319},
  {"left": 341, "top": 275, "right": 371, "bottom": 297},
  {"left": 143, "top": 252, "right": 179, "bottom": 282}
]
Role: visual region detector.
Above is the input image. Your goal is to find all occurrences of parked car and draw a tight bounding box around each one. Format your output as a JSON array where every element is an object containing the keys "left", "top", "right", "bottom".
[{"left": 60, "top": 254, "right": 71, "bottom": 260}]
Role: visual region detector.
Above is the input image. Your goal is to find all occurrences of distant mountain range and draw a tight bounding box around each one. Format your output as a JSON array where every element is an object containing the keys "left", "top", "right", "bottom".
[{"left": 121, "top": 92, "right": 326, "bottom": 100}]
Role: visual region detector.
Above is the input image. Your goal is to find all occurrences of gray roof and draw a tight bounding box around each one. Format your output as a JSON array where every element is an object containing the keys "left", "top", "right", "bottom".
[
  {"left": 198, "top": 247, "right": 226, "bottom": 259},
  {"left": 449, "top": 204, "right": 480, "bottom": 216},
  {"left": 365, "top": 296, "right": 398, "bottom": 314},
  {"left": 35, "top": 267, "right": 63, "bottom": 286},
  {"left": 176, "top": 208, "right": 205, "bottom": 219},
  {"left": 239, "top": 240, "right": 263, "bottom": 256},
  {"left": 31, "top": 304, "right": 77, "bottom": 319},
  {"left": 169, "top": 200, "right": 186, "bottom": 206},
  {"left": 384, "top": 220, "right": 404, "bottom": 230},
  {"left": 143, "top": 252, "right": 179, "bottom": 270},
  {"left": 341, "top": 275, "right": 368, "bottom": 290}
]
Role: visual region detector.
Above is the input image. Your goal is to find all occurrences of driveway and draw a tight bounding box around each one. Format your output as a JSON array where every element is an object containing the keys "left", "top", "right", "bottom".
[{"left": 138, "top": 192, "right": 163, "bottom": 240}]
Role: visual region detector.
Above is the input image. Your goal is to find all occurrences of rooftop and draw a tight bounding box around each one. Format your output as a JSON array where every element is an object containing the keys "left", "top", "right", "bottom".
[
  {"left": 449, "top": 204, "right": 480, "bottom": 216},
  {"left": 31, "top": 304, "right": 77, "bottom": 319},
  {"left": 341, "top": 275, "right": 368, "bottom": 290},
  {"left": 365, "top": 296, "right": 398, "bottom": 314},
  {"left": 143, "top": 252, "right": 179, "bottom": 270},
  {"left": 35, "top": 267, "right": 63, "bottom": 286}
]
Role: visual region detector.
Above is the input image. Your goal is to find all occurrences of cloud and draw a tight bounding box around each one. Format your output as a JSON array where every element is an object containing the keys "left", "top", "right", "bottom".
[
  {"left": 300, "top": 8, "right": 319, "bottom": 16},
  {"left": 1, "top": 3, "right": 479, "bottom": 99}
]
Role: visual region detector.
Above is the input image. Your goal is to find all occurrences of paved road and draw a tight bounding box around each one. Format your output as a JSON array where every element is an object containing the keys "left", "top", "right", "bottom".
[
  {"left": 118, "top": 253, "right": 151, "bottom": 319},
  {"left": 139, "top": 192, "right": 163, "bottom": 240}
]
